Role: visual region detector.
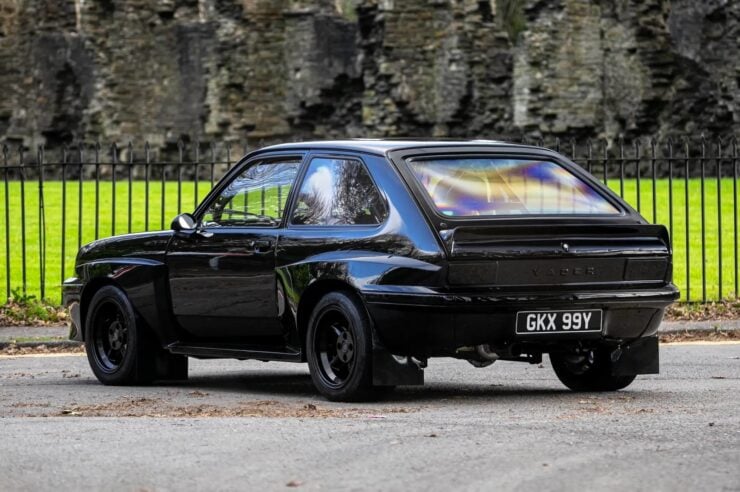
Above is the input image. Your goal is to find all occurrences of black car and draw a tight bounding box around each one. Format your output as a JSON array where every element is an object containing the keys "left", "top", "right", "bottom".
[{"left": 63, "top": 140, "right": 679, "bottom": 401}]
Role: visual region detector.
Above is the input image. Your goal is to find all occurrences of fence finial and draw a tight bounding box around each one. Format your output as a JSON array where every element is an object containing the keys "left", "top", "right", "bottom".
[{"left": 110, "top": 142, "right": 119, "bottom": 164}]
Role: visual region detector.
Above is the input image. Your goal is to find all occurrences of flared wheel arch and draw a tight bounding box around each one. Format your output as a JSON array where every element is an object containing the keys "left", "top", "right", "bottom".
[{"left": 296, "top": 279, "right": 369, "bottom": 362}]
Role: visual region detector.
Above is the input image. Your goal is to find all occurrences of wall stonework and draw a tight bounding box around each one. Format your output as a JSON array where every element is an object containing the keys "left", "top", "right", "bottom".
[{"left": 0, "top": 0, "right": 737, "bottom": 147}]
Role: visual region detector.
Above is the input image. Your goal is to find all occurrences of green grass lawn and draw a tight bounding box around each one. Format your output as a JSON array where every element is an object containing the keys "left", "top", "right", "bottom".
[
  {"left": 608, "top": 178, "right": 739, "bottom": 303},
  {"left": 0, "top": 181, "right": 213, "bottom": 304},
  {"left": 0, "top": 178, "right": 738, "bottom": 303}
]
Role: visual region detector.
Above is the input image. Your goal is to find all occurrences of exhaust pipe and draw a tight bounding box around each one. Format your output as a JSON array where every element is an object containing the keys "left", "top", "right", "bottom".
[{"left": 476, "top": 344, "right": 500, "bottom": 361}]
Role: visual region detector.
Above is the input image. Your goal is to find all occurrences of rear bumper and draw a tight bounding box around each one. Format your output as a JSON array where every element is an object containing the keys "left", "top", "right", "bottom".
[
  {"left": 362, "top": 284, "right": 679, "bottom": 353},
  {"left": 62, "top": 278, "right": 83, "bottom": 342}
]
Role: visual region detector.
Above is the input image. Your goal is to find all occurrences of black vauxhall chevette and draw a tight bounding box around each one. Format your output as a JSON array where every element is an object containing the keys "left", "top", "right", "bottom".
[{"left": 63, "top": 140, "right": 679, "bottom": 401}]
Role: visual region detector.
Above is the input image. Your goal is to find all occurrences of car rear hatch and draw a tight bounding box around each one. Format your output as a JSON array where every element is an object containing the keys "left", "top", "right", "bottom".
[
  {"left": 386, "top": 145, "right": 672, "bottom": 291},
  {"left": 442, "top": 223, "right": 672, "bottom": 290}
]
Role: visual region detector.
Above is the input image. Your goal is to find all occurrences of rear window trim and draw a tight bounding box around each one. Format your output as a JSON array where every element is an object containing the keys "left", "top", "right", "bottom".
[{"left": 396, "top": 151, "right": 628, "bottom": 224}]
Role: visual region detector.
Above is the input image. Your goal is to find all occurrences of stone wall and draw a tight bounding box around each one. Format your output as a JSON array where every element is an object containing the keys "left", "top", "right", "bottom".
[{"left": 0, "top": 0, "right": 737, "bottom": 148}]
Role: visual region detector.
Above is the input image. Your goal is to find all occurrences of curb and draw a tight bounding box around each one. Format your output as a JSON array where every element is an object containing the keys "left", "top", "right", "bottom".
[
  {"left": 0, "top": 340, "right": 82, "bottom": 350},
  {"left": 659, "top": 320, "right": 740, "bottom": 333}
]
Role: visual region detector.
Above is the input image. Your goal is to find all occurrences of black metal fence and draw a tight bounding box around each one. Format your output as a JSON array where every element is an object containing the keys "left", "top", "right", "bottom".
[{"left": 0, "top": 137, "right": 738, "bottom": 304}]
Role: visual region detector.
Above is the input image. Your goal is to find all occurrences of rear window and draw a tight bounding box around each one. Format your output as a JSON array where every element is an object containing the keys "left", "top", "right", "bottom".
[{"left": 407, "top": 157, "right": 620, "bottom": 216}]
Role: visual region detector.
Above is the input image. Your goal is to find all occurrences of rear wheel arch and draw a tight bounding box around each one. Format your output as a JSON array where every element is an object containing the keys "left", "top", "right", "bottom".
[
  {"left": 304, "top": 289, "right": 377, "bottom": 401},
  {"left": 296, "top": 279, "right": 366, "bottom": 360}
]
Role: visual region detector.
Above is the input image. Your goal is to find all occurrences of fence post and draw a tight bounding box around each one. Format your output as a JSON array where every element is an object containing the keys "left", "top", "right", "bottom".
[
  {"left": 226, "top": 142, "right": 232, "bottom": 171},
  {"left": 717, "top": 138, "right": 723, "bottom": 299},
  {"left": 19, "top": 146, "right": 26, "bottom": 296},
  {"left": 733, "top": 137, "right": 739, "bottom": 298},
  {"left": 618, "top": 136, "right": 625, "bottom": 198},
  {"left": 160, "top": 143, "right": 166, "bottom": 230},
  {"left": 667, "top": 138, "right": 674, "bottom": 249},
  {"left": 209, "top": 141, "right": 216, "bottom": 188},
  {"left": 127, "top": 142, "right": 133, "bottom": 234},
  {"left": 683, "top": 137, "right": 691, "bottom": 302},
  {"left": 194, "top": 139, "right": 200, "bottom": 209},
  {"left": 177, "top": 140, "right": 184, "bottom": 214},
  {"left": 77, "top": 144, "right": 84, "bottom": 251},
  {"left": 61, "top": 144, "right": 68, "bottom": 303},
  {"left": 144, "top": 141, "right": 150, "bottom": 231},
  {"left": 601, "top": 139, "right": 608, "bottom": 185},
  {"left": 111, "top": 143, "right": 118, "bottom": 237},
  {"left": 700, "top": 136, "right": 707, "bottom": 302},
  {"left": 634, "top": 139, "right": 641, "bottom": 213},
  {"left": 94, "top": 142, "right": 101, "bottom": 240},
  {"left": 37, "top": 145, "right": 46, "bottom": 300},
  {"left": 2, "top": 144, "right": 10, "bottom": 300},
  {"left": 650, "top": 138, "right": 657, "bottom": 224}
]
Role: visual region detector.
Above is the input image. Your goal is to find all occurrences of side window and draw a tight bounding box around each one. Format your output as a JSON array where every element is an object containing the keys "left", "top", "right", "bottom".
[
  {"left": 291, "top": 158, "right": 387, "bottom": 226},
  {"left": 202, "top": 159, "right": 301, "bottom": 227}
]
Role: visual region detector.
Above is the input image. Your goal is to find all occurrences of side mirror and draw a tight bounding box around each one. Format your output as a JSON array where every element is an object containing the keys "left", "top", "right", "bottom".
[{"left": 171, "top": 213, "right": 196, "bottom": 232}]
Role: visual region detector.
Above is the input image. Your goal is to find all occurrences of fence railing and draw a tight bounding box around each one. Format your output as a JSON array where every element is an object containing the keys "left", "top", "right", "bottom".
[{"left": 0, "top": 137, "right": 738, "bottom": 304}]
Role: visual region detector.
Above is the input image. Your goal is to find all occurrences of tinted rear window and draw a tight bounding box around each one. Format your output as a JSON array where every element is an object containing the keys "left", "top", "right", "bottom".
[{"left": 407, "top": 157, "right": 620, "bottom": 216}]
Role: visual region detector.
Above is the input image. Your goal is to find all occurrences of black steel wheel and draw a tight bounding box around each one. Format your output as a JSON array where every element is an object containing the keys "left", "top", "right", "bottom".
[
  {"left": 306, "top": 291, "right": 375, "bottom": 401},
  {"left": 91, "top": 300, "right": 129, "bottom": 372},
  {"left": 315, "top": 314, "right": 356, "bottom": 389},
  {"left": 550, "top": 348, "right": 636, "bottom": 392},
  {"left": 84, "top": 285, "right": 155, "bottom": 385}
]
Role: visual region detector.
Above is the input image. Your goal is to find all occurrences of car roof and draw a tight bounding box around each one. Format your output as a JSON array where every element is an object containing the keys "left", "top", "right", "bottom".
[{"left": 251, "top": 139, "right": 547, "bottom": 157}]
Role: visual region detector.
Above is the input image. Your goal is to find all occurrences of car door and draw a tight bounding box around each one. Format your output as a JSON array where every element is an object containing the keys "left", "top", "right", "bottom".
[{"left": 166, "top": 155, "right": 303, "bottom": 340}]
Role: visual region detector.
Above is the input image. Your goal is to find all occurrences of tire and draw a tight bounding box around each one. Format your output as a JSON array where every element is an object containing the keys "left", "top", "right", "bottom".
[
  {"left": 306, "top": 291, "right": 377, "bottom": 402},
  {"left": 550, "top": 348, "right": 637, "bottom": 392},
  {"left": 84, "top": 285, "right": 157, "bottom": 385}
]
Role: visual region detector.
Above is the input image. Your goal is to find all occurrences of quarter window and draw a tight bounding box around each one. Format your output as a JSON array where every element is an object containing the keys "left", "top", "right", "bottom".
[
  {"left": 202, "top": 159, "right": 301, "bottom": 227},
  {"left": 291, "top": 158, "right": 387, "bottom": 226}
]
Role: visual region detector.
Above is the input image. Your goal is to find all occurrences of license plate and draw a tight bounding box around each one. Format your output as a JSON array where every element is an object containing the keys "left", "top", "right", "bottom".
[{"left": 515, "top": 309, "right": 602, "bottom": 334}]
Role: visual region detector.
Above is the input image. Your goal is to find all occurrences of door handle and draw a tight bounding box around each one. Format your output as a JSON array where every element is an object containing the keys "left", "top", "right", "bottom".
[{"left": 249, "top": 239, "right": 273, "bottom": 252}]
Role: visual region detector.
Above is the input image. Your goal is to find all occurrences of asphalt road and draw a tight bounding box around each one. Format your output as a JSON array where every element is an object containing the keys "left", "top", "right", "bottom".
[{"left": 1, "top": 343, "right": 739, "bottom": 492}]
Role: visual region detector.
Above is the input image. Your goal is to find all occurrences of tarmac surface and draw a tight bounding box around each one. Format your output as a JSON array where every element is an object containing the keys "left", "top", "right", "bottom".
[{"left": 0, "top": 342, "right": 738, "bottom": 491}]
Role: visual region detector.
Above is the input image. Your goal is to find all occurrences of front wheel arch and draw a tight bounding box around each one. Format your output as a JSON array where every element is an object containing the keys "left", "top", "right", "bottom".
[{"left": 79, "top": 277, "right": 119, "bottom": 342}]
